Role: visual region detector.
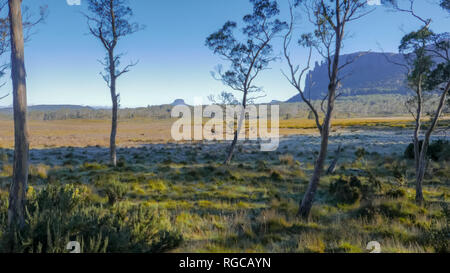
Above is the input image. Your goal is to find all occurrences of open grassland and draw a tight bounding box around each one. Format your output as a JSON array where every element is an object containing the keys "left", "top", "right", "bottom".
[
  {"left": 0, "top": 119, "right": 174, "bottom": 148},
  {"left": 0, "top": 128, "right": 448, "bottom": 253},
  {"left": 1, "top": 116, "right": 448, "bottom": 149},
  {"left": 280, "top": 117, "right": 418, "bottom": 129}
]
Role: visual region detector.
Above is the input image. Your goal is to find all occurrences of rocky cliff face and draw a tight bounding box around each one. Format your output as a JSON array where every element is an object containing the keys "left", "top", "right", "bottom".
[{"left": 287, "top": 52, "right": 409, "bottom": 102}]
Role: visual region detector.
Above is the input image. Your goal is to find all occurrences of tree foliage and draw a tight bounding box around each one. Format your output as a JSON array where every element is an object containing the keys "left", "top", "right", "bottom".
[
  {"left": 441, "top": 0, "right": 450, "bottom": 12},
  {"left": 85, "top": 0, "right": 143, "bottom": 85},
  {"left": 206, "top": 0, "right": 287, "bottom": 101},
  {"left": 85, "top": 0, "right": 143, "bottom": 166}
]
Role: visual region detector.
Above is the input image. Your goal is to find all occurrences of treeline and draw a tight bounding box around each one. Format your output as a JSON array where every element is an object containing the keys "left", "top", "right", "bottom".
[
  {"left": 0, "top": 94, "right": 443, "bottom": 121},
  {"left": 279, "top": 94, "right": 447, "bottom": 120},
  {"left": 0, "top": 105, "right": 174, "bottom": 121}
]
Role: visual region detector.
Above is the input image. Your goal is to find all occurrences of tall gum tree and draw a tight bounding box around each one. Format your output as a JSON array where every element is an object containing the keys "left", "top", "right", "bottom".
[
  {"left": 8, "top": 0, "right": 28, "bottom": 228},
  {"left": 386, "top": 0, "right": 450, "bottom": 204},
  {"left": 5, "top": 0, "right": 45, "bottom": 228},
  {"left": 85, "top": 0, "right": 143, "bottom": 166},
  {"left": 286, "top": 0, "right": 375, "bottom": 219},
  {"left": 206, "top": 0, "right": 287, "bottom": 165}
]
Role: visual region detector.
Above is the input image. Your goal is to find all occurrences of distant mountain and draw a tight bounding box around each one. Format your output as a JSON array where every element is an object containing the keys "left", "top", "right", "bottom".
[
  {"left": 171, "top": 99, "right": 187, "bottom": 106},
  {"left": 287, "top": 52, "right": 409, "bottom": 103},
  {"left": 0, "top": 104, "right": 93, "bottom": 115}
]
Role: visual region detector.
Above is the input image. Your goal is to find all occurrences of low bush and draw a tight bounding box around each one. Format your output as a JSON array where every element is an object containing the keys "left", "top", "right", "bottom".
[
  {"left": 355, "top": 199, "right": 424, "bottom": 220},
  {"left": 355, "top": 148, "right": 366, "bottom": 160},
  {"left": 82, "top": 162, "right": 108, "bottom": 171},
  {"left": 279, "top": 154, "right": 295, "bottom": 166},
  {"left": 270, "top": 170, "right": 284, "bottom": 181},
  {"left": 404, "top": 140, "right": 450, "bottom": 162},
  {"left": 428, "top": 140, "right": 450, "bottom": 162},
  {"left": 329, "top": 176, "right": 362, "bottom": 204},
  {"left": 96, "top": 178, "right": 129, "bottom": 205},
  {"left": 256, "top": 160, "right": 269, "bottom": 171},
  {"left": 0, "top": 184, "right": 182, "bottom": 253},
  {"left": 386, "top": 188, "right": 407, "bottom": 199}
]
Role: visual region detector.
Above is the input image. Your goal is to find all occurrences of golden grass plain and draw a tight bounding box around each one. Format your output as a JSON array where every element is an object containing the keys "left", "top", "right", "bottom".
[{"left": 0, "top": 116, "right": 446, "bottom": 149}]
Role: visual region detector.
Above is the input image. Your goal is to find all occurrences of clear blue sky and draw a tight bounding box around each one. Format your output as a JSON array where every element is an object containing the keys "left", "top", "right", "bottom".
[{"left": 0, "top": 0, "right": 448, "bottom": 108}]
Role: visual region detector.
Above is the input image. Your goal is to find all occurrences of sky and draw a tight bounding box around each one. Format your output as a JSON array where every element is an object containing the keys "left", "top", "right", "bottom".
[{"left": 0, "top": 0, "right": 448, "bottom": 108}]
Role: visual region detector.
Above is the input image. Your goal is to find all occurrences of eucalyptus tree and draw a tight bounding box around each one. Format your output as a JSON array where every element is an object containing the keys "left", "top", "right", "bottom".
[
  {"left": 398, "top": 28, "right": 448, "bottom": 204},
  {"left": 284, "top": 0, "right": 375, "bottom": 219},
  {"left": 8, "top": 0, "right": 29, "bottom": 228},
  {"left": 206, "top": 0, "right": 287, "bottom": 165},
  {"left": 4, "top": 0, "right": 45, "bottom": 228},
  {"left": 387, "top": 0, "right": 449, "bottom": 204},
  {"left": 84, "top": 0, "right": 143, "bottom": 166}
]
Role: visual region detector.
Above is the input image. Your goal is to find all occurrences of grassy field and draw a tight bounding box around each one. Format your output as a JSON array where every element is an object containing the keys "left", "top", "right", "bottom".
[
  {"left": 0, "top": 116, "right": 448, "bottom": 252},
  {"left": 0, "top": 119, "right": 174, "bottom": 148},
  {"left": 1, "top": 116, "right": 447, "bottom": 149}
]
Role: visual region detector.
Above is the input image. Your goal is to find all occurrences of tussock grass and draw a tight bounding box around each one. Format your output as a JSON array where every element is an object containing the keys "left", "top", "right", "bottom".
[
  {"left": 1, "top": 117, "right": 448, "bottom": 149},
  {"left": 0, "top": 129, "right": 449, "bottom": 253}
]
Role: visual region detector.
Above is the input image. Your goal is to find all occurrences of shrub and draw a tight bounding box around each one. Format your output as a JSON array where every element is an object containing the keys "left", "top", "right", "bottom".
[
  {"left": 428, "top": 140, "right": 450, "bottom": 162},
  {"left": 82, "top": 162, "right": 108, "bottom": 171},
  {"left": 0, "top": 164, "right": 13, "bottom": 177},
  {"left": 355, "top": 148, "right": 366, "bottom": 160},
  {"left": 0, "top": 152, "right": 8, "bottom": 164},
  {"left": 116, "top": 157, "right": 127, "bottom": 168},
  {"left": 279, "top": 154, "right": 295, "bottom": 166},
  {"left": 148, "top": 179, "right": 167, "bottom": 193},
  {"left": 419, "top": 204, "right": 449, "bottom": 253},
  {"left": 270, "top": 170, "right": 284, "bottom": 181},
  {"left": 404, "top": 142, "right": 419, "bottom": 160},
  {"left": 420, "top": 223, "right": 449, "bottom": 253},
  {"left": 0, "top": 184, "right": 182, "bottom": 253},
  {"left": 329, "top": 176, "right": 362, "bottom": 204},
  {"left": 404, "top": 140, "right": 450, "bottom": 161},
  {"left": 367, "top": 171, "right": 382, "bottom": 189},
  {"left": 34, "top": 184, "right": 90, "bottom": 212},
  {"left": 29, "top": 164, "right": 50, "bottom": 180},
  {"left": 355, "top": 199, "right": 424, "bottom": 220},
  {"left": 386, "top": 188, "right": 407, "bottom": 199},
  {"left": 256, "top": 160, "right": 269, "bottom": 171},
  {"left": 96, "top": 179, "right": 129, "bottom": 205},
  {"left": 391, "top": 162, "right": 407, "bottom": 185}
]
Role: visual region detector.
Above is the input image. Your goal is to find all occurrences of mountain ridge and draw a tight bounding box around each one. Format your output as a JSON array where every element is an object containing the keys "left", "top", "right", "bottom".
[{"left": 286, "top": 51, "right": 408, "bottom": 103}]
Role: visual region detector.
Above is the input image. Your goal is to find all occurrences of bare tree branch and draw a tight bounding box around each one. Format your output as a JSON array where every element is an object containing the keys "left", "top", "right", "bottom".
[{"left": 0, "top": 92, "right": 8, "bottom": 100}]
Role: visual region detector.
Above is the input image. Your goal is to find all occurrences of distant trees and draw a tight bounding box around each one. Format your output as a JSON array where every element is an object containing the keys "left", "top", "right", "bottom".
[
  {"left": 7, "top": 0, "right": 29, "bottom": 228},
  {"left": 388, "top": 0, "right": 449, "bottom": 204},
  {"left": 84, "top": 0, "right": 143, "bottom": 167},
  {"left": 206, "top": 0, "right": 287, "bottom": 165},
  {"left": 284, "top": 0, "right": 374, "bottom": 219}
]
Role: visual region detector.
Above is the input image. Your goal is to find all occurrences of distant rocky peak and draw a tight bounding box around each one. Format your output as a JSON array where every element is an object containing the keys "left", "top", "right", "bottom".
[{"left": 171, "top": 99, "right": 186, "bottom": 106}]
